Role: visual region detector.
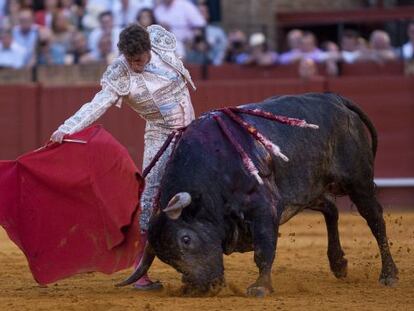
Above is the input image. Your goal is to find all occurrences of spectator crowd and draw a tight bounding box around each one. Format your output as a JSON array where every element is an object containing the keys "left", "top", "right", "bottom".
[{"left": 0, "top": 0, "right": 413, "bottom": 78}]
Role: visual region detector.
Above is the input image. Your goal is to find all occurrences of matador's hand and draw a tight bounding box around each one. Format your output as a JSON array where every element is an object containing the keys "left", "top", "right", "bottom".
[{"left": 50, "top": 130, "right": 66, "bottom": 144}]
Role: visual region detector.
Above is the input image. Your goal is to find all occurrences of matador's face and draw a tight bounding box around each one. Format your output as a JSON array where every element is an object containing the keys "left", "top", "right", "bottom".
[{"left": 125, "top": 50, "right": 151, "bottom": 73}]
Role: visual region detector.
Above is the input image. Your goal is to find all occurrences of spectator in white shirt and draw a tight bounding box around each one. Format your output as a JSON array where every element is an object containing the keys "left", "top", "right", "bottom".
[
  {"left": 154, "top": 0, "right": 206, "bottom": 45},
  {"left": 298, "top": 31, "right": 326, "bottom": 63},
  {"left": 340, "top": 30, "right": 362, "bottom": 64},
  {"left": 279, "top": 29, "right": 303, "bottom": 65},
  {"left": 88, "top": 11, "right": 121, "bottom": 58},
  {"left": 402, "top": 20, "right": 414, "bottom": 60},
  {"left": 0, "top": 28, "right": 25, "bottom": 69},
  {"left": 12, "top": 9, "right": 38, "bottom": 67},
  {"left": 112, "top": 0, "right": 154, "bottom": 28},
  {"left": 359, "top": 30, "right": 397, "bottom": 63},
  {"left": 90, "top": 33, "right": 116, "bottom": 64},
  {"left": 87, "top": 0, "right": 112, "bottom": 11}
]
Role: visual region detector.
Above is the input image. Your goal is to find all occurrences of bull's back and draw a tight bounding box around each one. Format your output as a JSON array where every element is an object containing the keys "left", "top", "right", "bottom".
[{"left": 239, "top": 93, "right": 374, "bottom": 205}]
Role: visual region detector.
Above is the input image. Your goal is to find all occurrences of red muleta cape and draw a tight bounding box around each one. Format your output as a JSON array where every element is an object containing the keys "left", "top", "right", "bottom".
[{"left": 0, "top": 125, "right": 143, "bottom": 285}]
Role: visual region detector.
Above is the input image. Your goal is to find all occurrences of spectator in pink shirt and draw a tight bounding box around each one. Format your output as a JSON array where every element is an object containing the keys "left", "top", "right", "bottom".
[{"left": 154, "top": 0, "right": 206, "bottom": 46}]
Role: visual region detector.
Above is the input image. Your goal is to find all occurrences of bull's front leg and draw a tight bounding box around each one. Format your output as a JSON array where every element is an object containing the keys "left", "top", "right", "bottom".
[{"left": 247, "top": 204, "right": 279, "bottom": 297}]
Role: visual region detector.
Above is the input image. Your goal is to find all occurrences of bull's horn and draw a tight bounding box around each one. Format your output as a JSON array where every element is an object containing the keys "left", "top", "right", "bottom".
[
  {"left": 163, "top": 192, "right": 192, "bottom": 220},
  {"left": 115, "top": 243, "right": 155, "bottom": 287}
]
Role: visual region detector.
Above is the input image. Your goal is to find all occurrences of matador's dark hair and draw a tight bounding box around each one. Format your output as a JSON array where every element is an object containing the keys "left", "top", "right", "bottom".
[{"left": 117, "top": 24, "right": 151, "bottom": 57}]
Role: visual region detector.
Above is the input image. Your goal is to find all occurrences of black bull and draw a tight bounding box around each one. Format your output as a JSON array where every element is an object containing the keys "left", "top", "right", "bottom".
[{"left": 118, "top": 93, "right": 398, "bottom": 297}]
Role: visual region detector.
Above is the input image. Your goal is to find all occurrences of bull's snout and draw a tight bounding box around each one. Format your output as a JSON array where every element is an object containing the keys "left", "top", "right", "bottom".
[{"left": 181, "top": 274, "right": 225, "bottom": 296}]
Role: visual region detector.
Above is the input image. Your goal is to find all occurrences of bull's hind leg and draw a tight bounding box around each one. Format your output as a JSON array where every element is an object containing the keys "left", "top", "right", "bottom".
[
  {"left": 348, "top": 186, "right": 398, "bottom": 286},
  {"left": 310, "top": 197, "right": 347, "bottom": 278}
]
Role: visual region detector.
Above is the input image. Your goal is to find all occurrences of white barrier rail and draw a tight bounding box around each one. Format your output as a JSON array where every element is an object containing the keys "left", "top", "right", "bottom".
[{"left": 374, "top": 178, "right": 414, "bottom": 187}]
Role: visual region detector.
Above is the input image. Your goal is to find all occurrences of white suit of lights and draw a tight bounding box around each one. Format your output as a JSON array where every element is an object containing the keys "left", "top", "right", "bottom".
[{"left": 57, "top": 25, "right": 196, "bottom": 230}]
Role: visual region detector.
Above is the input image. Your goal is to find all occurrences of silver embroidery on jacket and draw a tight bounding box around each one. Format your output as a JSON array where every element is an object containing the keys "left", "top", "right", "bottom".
[{"left": 101, "top": 59, "right": 131, "bottom": 96}]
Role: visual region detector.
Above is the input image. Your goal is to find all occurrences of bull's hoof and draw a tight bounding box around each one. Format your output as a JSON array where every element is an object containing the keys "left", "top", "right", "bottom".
[
  {"left": 379, "top": 264, "right": 399, "bottom": 287},
  {"left": 379, "top": 275, "right": 398, "bottom": 287},
  {"left": 331, "top": 258, "right": 348, "bottom": 279},
  {"left": 246, "top": 286, "right": 272, "bottom": 298}
]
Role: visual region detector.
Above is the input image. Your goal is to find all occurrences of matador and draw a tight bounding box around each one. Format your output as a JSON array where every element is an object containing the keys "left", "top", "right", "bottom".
[{"left": 51, "top": 24, "right": 196, "bottom": 290}]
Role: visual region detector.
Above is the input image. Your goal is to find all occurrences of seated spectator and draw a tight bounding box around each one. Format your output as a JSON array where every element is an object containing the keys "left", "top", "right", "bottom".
[
  {"left": 88, "top": 11, "right": 121, "bottom": 59},
  {"left": 60, "top": 0, "right": 83, "bottom": 30},
  {"left": 298, "top": 31, "right": 326, "bottom": 63},
  {"left": 154, "top": 0, "right": 206, "bottom": 48},
  {"left": 50, "top": 10, "right": 75, "bottom": 56},
  {"left": 82, "top": 0, "right": 111, "bottom": 31},
  {"left": 12, "top": 8, "right": 39, "bottom": 67},
  {"left": 279, "top": 29, "right": 303, "bottom": 65},
  {"left": 0, "top": 0, "right": 6, "bottom": 24},
  {"left": 136, "top": 8, "right": 157, "bottom": 28},
  {"left": 89, "top": 33, "right": 116, "bottom": 64},
  {"left": 3, "top": 0, "right": 21, "bottom": 28},
  {"left": 65, "top": 31, "right": 93, "bottom": 64},
  {"left": 112, "top": 0, "right": 153, "bottom": 28},
  {"left": 198, "top": 3, "right": 227, "bottom": 65},
  {"left": 0, "top": 28, "right": 25, "bottom": 68},
  {"left": 401, "top": 20, "right": 414, "bottom": 60},
  {"left": 340, "top": 29, "right": 362, "bottom": 63},
  {"left": 36, "top": 28, "right": 65, "bottom": 65},
  {"left": 321, "top": 40, "right": 340, "bottom": 76},
  {"left": 239, "top": 32, "right": 278, "bottom": 66},
  {"left": 34, "top": 0, "right": 58, "bottom": 28},
  {"left": 225, "top": 29, "right": 248, "bottom": 64},
  {"left": 360, "top": 30, "right": 397, "bottom": 63},
  {"left": 185, "top": 27, "right": 210, "bottom": 65}
]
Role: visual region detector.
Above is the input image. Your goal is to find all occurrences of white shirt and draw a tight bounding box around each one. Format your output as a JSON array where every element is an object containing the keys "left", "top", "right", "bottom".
[
  {"left": 0, "top": 42, "right": 26, "bottom": 69},
  {"left": 87, "top": 0, "right": 113, "bottom": 11},
  {"left": 154, "top": 0, "right": 206, "bottom": 43},
  {"left": 12, "top": 25, "right": 38, "bottom": 65},
  {"left": 205, "top": 24, "right": 228, "bottom": 65},
  {"left": 402, "top": 42, "right": 413, "bottom": 59},
  {"left": 341, "top": 50, "right": 361, "bottom": 64}
]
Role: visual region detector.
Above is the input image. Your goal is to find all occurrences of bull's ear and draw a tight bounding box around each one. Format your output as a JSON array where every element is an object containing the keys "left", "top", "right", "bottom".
[{"left": 163, "top": 192, "right": 192, "bottom": 220}]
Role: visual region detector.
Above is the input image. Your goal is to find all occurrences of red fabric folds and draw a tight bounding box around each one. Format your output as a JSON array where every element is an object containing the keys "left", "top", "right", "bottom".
[{"left": 0, "top": 125, "right": 143, "bottom": 285}]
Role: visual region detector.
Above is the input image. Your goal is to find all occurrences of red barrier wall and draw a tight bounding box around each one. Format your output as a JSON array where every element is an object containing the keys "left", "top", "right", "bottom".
[
  {"left": 1, "top": 77, "right": 413, "bottom": 206},
  {"left": 0, "top": 84, "right": 39, "bottom": 159}
]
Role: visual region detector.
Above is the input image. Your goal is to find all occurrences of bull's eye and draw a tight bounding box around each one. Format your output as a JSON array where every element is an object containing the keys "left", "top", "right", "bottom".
[{"left": 181, "top": 235, "right": 191, "bottom": 246}]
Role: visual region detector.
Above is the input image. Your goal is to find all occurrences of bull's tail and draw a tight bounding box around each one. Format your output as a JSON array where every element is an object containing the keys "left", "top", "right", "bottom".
[{"left": 333, "top": 94, "right": 378, "bottom": 158}]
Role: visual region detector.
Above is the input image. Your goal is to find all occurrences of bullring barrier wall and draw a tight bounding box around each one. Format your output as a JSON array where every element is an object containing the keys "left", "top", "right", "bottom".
[{"left": 0, "top": 76, "right": 413, "bottom": 207}]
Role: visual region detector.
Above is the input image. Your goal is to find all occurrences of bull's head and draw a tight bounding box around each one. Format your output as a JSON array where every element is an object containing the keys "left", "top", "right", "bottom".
[{"left": 117, "top": 192, "right": 225, "bottom": 295}]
